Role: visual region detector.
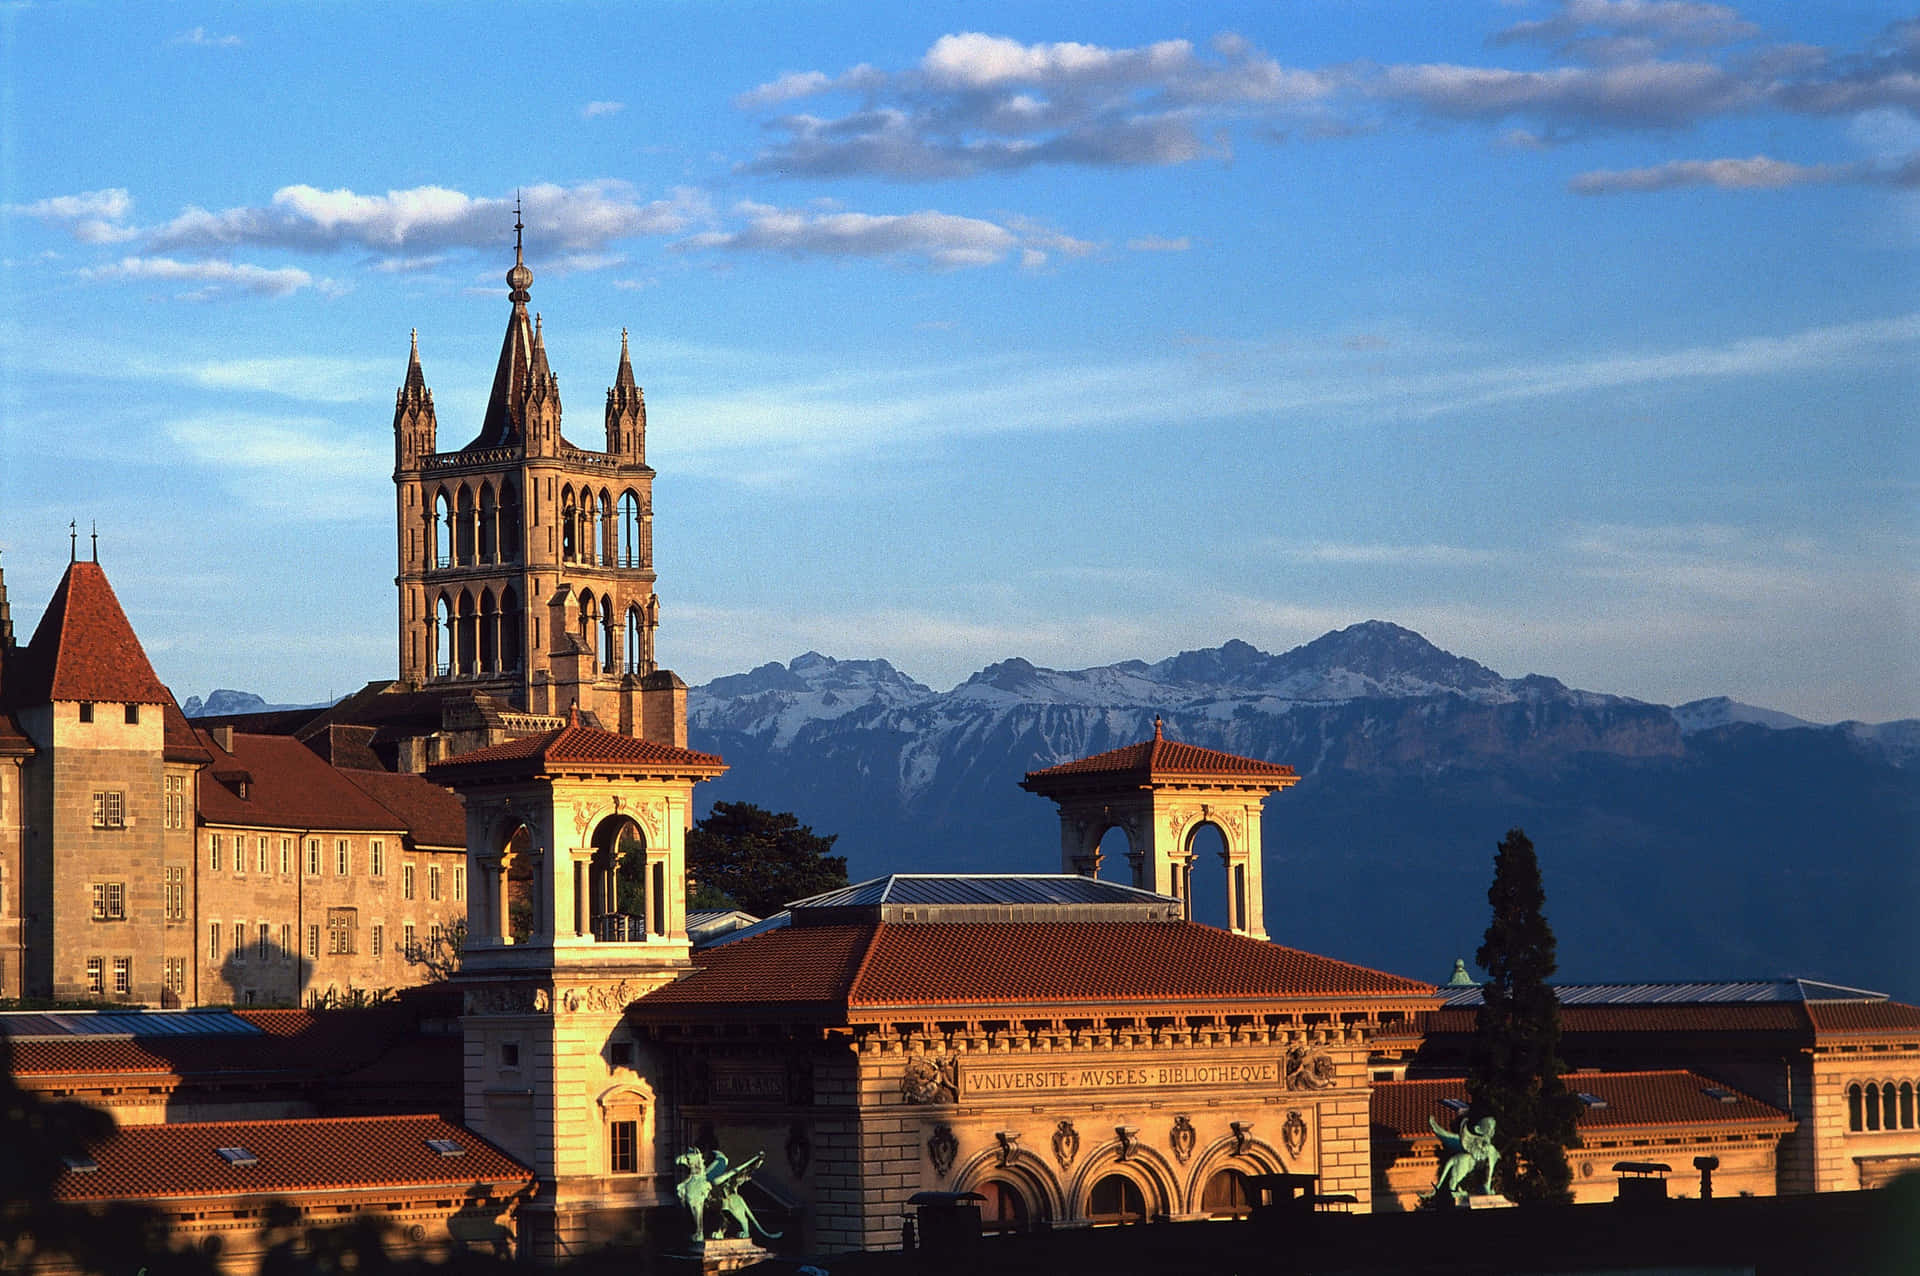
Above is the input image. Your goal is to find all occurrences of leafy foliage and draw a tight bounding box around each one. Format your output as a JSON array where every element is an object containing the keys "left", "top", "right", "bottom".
[
  {"left": 685, "top": 802, "right": 847, "bottom": 918},
  {"left": 1467, "top": 827, "right": 1583, "bottom": 1204}
]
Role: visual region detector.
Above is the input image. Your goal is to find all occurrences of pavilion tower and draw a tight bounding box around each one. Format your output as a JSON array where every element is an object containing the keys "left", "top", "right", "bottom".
[
  {"left": 1020, "top": 719, "right": 1299, "bottom": 940},
  {"left": 393, "top": 217, "right": 684, "bottom": 744}
]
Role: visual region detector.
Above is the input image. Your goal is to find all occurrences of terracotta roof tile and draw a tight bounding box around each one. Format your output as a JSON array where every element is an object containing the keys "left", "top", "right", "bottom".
[
  {"left": 1373, "top": 1071, "right": 1792, "bottom": 1138},
  {"left": 636, "top": 921, "right": 1433, "bottom": 1018},
  {"left": 336, "top": 768, "right": 467, "bottom": 848},
  {"left": 52, "top": 1114, "right": 529, "bottom": 1202},
  {"left": 12, "top": 562, "right": 170, "bottom": 705},
  {"left": 0, "top": 705, "right": 32, "bottom": 756},
  {"left": 428, "top": 716, "right": 724, "bottom": 779},
  {"left": 1022, "top": 721, "right": 1296, "bottom": 788},
  {"left": 196, "top": 732, "right": 408, "bottom": 833},
  {"left": 1804, "top": 1000, "right": 1920, "bottom": 1036},
  {"left": 163, "top": 694, "right": 213, "bottom": 764}
]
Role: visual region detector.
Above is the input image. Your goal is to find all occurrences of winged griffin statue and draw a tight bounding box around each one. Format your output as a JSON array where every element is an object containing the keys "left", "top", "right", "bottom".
[
  {"left": 1426, "top": 1114, "right": 1499, "bottom": 1204},
  {"left": 675, "top": 1147, "right": 782, "bottom": 1243}
]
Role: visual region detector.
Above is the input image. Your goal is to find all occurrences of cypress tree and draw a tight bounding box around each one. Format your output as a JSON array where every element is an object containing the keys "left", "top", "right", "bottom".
[{"left": 1466, "top": 827, "right": 1583, "bottom": 1203}]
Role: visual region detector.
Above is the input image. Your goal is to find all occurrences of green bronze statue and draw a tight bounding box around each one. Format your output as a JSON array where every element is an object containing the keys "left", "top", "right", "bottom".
[
  {"left": 674, "top": 1147, "right": 782, "bottom": 1242},
  {"left": 1426, "top": 1115, "right": 1499, "bottom": 1204}
]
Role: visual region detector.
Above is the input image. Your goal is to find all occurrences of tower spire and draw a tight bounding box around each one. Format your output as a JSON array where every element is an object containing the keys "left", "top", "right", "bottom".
[
  {"left": 0, "top": 545, "right": 15, "bottom": 651},
  {"left": 475, "top": 198, "right": 538, "bottom": 449}
]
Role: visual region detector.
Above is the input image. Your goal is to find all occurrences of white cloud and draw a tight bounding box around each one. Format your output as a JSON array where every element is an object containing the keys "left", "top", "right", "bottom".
[
  {"left": 1570, "top": 154, "right": 1853, "bottom": 192},
  {"left": 5, "top": 187, "right": 139, "bottom": 243},
  {"left": 581, "top": 100, "right": 626, "bottom": 118},
  {"left": 1127, "top": 235, "right": 1191, "bottom": 252},
  {"left": 78, "top": 256, "right": 315, "bottom": 298},
  {"left": 168, "top": 416, "right": 382, "bottom": 479},
  {"left": 680, "top": 202, "right": 1021, "bottom": 269},
  {"left": 1272, "top": 541, "right": 1509, "bottom": 568},
  {"left": 171, "top": 26, "right": 241, "bottom": 48}
]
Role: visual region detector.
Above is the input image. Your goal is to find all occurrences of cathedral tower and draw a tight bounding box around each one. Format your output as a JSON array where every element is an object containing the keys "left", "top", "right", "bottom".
[{"left": 393, "top": 223, "right": 684, "bottom": 745}]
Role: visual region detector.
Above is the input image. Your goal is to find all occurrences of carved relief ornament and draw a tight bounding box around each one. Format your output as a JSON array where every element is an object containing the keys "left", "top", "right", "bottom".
[
  {"left": 1283, "top": 1109, "right": 1309, "bottom": 1157},
  {"left": 901, "top": 1052, "right": 958, "bottom": 1105},
  {"left": 1052, "top": 1119, "right": 1080, "bottom": 1171},
  {"left": 1284, "top": 1045, "right": 1337, "bottom": 1090},
  {"left": 928, "top": 1125, "right": 959, "bottom": 1177},
  {"left": 1170, "top": 1115, "right": 1197, "bottom": 1165}
]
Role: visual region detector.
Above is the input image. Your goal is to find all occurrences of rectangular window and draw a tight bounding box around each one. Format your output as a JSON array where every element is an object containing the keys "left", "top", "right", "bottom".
[
  {"left": 371, "top": 924, "right": 384, "bottom": 958},
  {"left": 257, "top": 837, "right": 269, "bottom": 873},
  {"left": 403, "top": 924, "right": 416, "bottom": 959},
  {"left": 164, "top": 867, "right": 186, "bottom": 921},
  {"left": 209, "top": 922, "right": 221, "bottom": 961},
  {"left": 336, "top": 839, "right": 350, "bottom": 875},
  {"left": 164, "top": 957, "right": 186, "bottom": 997},
  {"left": 403, "top": 864, "right": 415, "bottom": 900},
  {"left": 257, "top": 923, "right": 270, "bottom": 961},
  {"left": 306, "top": 838, "right": 320, "bottom": 875},
  {"left": 90, "top": 882, "right": 126, "bottom": 921},
  {"left": 209, "top": 833, "right": 222, "bottom": 872},
  {"left": 279, "top": 837, "right": 291, "bottom": 875},
  {"left": 429, "top": 865, "right": 441, "bottom": 901},
  {"left": 610, "top": 1120, "right": 638, "bottom": 1173},
  {"left": 327, "top": 908, "right": 358, "bottom": 956},
  {"left": 164, "top": 775, "right": 184, "bottom": 829},
  {"left": 124, "top": 704, "right": 139, "bottom": 725},
  {"left": 454, "top": 866, "right": 465, "bottom": 901},
  {"left": 113, "top": 957, "right": 130, "bottom": 994},
  {"left": 371, "top": 840, "right": 385, "bottom": 876},
  {"left": 85, "top": 956, "right": 103, "bottom": 994},
  {"left": 92, "top": 790, "right": 125, "bottom": 829},
  {"left": 307, "top": 924, "right": 320, "bottom": 959},
  {"left": 279, "top": 924, "right": 292, "bottom": 962},
  {"left": 79, "top": 702, "right": 94, "bottom": 723},
  {"left": 231, "top": 921, "right": 246, "bottom": 963}
]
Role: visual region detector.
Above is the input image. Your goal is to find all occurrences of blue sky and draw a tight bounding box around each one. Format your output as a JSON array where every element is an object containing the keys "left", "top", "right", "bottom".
[{"left": 1, "top": 1, "right": 1915, "bottom": 722}]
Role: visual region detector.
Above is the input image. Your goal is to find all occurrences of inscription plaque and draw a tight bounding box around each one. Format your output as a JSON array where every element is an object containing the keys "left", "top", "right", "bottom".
[{"left": 960, "top": 1056, "right": 1282, "bottom": 1098}]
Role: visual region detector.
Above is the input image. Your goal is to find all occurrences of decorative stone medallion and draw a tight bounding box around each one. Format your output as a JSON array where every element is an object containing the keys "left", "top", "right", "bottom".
[
  {"left": 928, "top": 1124, "right": 959, "bottom": 1177},
  {"left": 1052, "top": 1119, "right": 1080, "bottom": 1171},
  {"left": 1170, "top": 1115, "right": 1197, "bottom": 1165},
  {"left": 1283, "top": 1109, "right": 1308, "bottom": 1157}
]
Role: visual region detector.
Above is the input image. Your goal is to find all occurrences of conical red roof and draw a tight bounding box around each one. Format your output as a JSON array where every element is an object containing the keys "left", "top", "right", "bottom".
[
  {"left": 12, "top": 561, "right": 170, "bottom": 705},
  {"left": 1022, "top": 718, "right": 1297, "bottom": 789}
]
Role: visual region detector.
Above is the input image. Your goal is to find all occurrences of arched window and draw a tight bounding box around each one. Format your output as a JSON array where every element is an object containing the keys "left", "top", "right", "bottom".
[
  {"left": 1866, "top": 1082, "right": 1882, "bottom": 1131},
  {"left": 479, "top": 589, "right": 498, "bottom": 674},
  {"left": 1885, "top": 1081, "right": 1900, "bottom": 1132},
  {"left": 1087, "top": 1173, "right": 1146, "bottom": 1226},
  {"left": 498, "top": 480, "right": 521, "bottom": 563},
  {"left": 619, "top": 491, "right": 641, "bottom": 567},
  {"left": 561, "top": 487, "right": 577, "bottom": 560},
  {"left": 434, "top": 491, "right": 453, "bottom": 569},
  {"left": 1201, "top": 1168, "right": 1254, "bottom": 1219},
  {"left": 457, "top": 591, "right": 477, "bottom": 677},
  {"left": 580, "top": 591, "right": 598, "bottom": 658},
  {"left": 1187, "top": 822, "right": 1228, "bottom": 927},
  {"left": 601, "top": 604, "right": 617, "bottom": 674},
  {"left": 435, "top": 596, "right": 454, "bottom": 678},
  {"left": 597, "top": 490, "right": 614, "bottom": 565},
  {"left": 977, "top": 1180, "right": 1028, "bottom": 1234},
  {"left": 478, "top": 484, "right": 498, "bottom": 563},
  {"left": 1902, "top": 1082, "right": 1915, "bottom": 1130},
  {"left": 626, "top": 605, "right": 643, "bottom": 674},
  {"left": 501, "top": 587, "right": 523, "bottom": 672},
  {"left": 455, "top": 485, "right": 476, "bottom": 565},
  {"left": 1849, "top": 1083, "right": 1865, "bottom": 1131}
]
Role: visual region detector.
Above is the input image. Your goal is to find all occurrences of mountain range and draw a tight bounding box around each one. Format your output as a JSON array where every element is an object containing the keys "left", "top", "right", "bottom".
[{"left": 687, "top": 622, "right": 1920, "bottom": 1000}]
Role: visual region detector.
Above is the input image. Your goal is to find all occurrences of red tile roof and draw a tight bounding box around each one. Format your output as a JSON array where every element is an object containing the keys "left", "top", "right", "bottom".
[
  {"left": 428, "top": 713, "right": 725, "bottom": 780},
  {"left": 1804, "top": 1000, "right": 1920, "bottom": 1037},
  {"left": 0, "top": 705, "right": 32, "bottom": 756},
  {"left": 636, "top": 920, "right": 1434, "bottom": 1019},
  {"left": 52, "top": 1114, "right": 529, "bottom": 1202},
  {"left": 336, "top": 767, "right": 468, "bottom": 849},
  {"left": 196, "top": 731, "right": 408, "bottom": 833},
  {"left": 163, "top": 694, "right": 213, "bottom": 765},
  {"left": 1022, "top": 719, "right": 1297, "bottom": 789},
  {"left": 1373, "top": 1072, "right": 1792, "bottom": 1139},
  {"left": 11, "top": 561, "right": 171, "bottom": 705}
]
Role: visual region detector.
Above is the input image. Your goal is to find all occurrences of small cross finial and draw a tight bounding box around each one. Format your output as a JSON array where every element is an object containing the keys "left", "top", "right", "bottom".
[
  {"left": 514, "top": 191, "right": 524, "bottom": 260},
  {"left": 90, "top": 521, "right": 98, "bottom": 562},
  {"left": 69, "top": 520, "right": 77, "bottom": 562}
]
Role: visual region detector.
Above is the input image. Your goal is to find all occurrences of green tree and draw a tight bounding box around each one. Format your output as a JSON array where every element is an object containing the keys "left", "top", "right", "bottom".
[
  {"left": 1466, "top": 827, "right": 1583, "bottom": 1204},
  {"left": 685, "top": 802, "right": 847, "bottom": 918}
]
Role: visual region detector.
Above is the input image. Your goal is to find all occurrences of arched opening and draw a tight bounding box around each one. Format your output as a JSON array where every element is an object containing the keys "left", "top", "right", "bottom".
[
  {"left": 1200, "top": 1168, "right": 1253, "bottom": 1219},
  {"left": 597, "top": 490, "right": 614, "bottom": 565},
  {"left": 1849, "top": 1083, "right": 1864, "bottom": 1132},
  {"left": 1903, "top": 1082, "right": 1915, "bottom": 1130},
  {"left": 600, "top": 604, "right": 617, "bottom": 674},
  {"left": 580, "top": 591, "right": 599, "bottom": 664},
  {"left": 1885, "top": 1081, "right": 1900, "bottom": 1131},
  {"left": 501, "top": 587, "right": 523, "bottom": 672},
  {"left": 499, "top": 479, "right": 522, "bottom": 563},
  {"left": 434, "top": 595, "right": 454, "bottom": 678},
  {"left": 504, "top": 827, "right": 535, "bottom": 944},
  {"left": 561, "top": 486, "right": 578, "bottom": 560},
  {"left": 1087, "top": 1173, "right": 1147, "bottom": 1226},
  {"left": 625, "top": 605, "right": 643, "bottom": 675},
  {"left": 1866, "top": 1083, "right": 1882, "bottom": 1131},
  {"left": 455, "top": 485, "right": 476, "bottom": 566},
  {"left": 479, "top": 589, "right": 499, "bottom": 674},
  {"left": 1186, "top": 822, "right": 1229, "bottom": 928},
  {"left": 619, "top": 491, "right": 642, "bottom": 568},
  {"left": 456, "top": 591, "right": 477, "bottom": 677},
  {"left": 588, "top": 818, "right": 650, "bottom": 941},
  {"left": 978, "top": 1179, "right": 1030, "bottom": 1234},
  {"left": 478, "top": 484, "right": 498, "bottom": 563},
  {"left": 434, "top": 490, "right": 453, "bottom": 569},
  {"left": 1094, "top": 826, "right": 1133, "bottom": 885}
]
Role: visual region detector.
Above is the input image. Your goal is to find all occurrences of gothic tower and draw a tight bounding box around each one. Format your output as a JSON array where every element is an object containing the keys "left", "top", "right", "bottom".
[{"left": 393, "top": 222, "right": 685, "bottom": 745}]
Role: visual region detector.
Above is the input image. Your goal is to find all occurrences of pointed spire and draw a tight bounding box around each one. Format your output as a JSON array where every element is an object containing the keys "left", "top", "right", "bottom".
[
  {"left": 530, "top": 313, "right": 551, "bottom": 377},
  {"left": 69, "top": 521, "right": 77, "bottom": 563},
  {"left": 614, "top": 327, "right": 637, "bottom": 390},
  {"left": 1153, "top": 715, "right": 1164, "bottom": 741},
  {"left": 0, "top": 546, "right": 15, "bottom": 651},
  {"left": 474, "top": 217, "right": 538, "bottom": 449},
  {"left": 403, "top": 327, "right": 427, "bottom": 390},
  {"left": 90, "top": 521, "right": 98, "bottom": 563}
]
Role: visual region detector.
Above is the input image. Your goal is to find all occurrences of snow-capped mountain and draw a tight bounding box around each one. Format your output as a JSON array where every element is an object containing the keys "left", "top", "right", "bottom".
[{"left": 689, "top": 622, "right": 1920, "bottom": 1001}]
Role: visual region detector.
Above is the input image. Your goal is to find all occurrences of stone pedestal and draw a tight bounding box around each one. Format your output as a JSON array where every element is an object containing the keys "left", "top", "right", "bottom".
[
  {"left": 1463, "top": 1193, "right": 1517, "bottom": 1209},
  {"left": 677, "top": 1238, "right": 771, "bottom": 1274}
]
